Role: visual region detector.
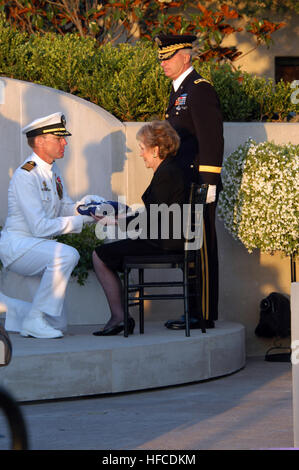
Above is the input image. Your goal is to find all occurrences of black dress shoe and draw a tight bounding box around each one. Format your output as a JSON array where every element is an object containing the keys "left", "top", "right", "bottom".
[
  {"left": 165, "top": 317, "right": 215, "bottom": 330},
  {"left": 93, "top": 317, "right": 135, "bottom": 336}
]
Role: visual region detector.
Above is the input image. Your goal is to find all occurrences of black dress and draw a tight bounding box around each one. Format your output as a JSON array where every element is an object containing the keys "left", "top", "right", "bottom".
[{"left": 95, "top": 156, "right": 188, "bottom": 272}]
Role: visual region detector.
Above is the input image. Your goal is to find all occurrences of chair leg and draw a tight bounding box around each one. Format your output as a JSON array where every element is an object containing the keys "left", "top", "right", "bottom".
[
  {"left": 124, "top": 267, "right": 129, "bottom": 337},
  {"left": 139, "top": 269, "right": 144, "bottom": 334}
]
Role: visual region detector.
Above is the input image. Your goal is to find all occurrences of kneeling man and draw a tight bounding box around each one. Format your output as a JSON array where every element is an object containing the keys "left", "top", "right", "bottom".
[{"left": 0, "top": 112, "right": 95, "bottom": 338}]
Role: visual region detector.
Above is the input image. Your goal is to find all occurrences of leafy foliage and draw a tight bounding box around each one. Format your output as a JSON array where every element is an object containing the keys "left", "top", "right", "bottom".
[
  {"left": 196, "top": 62, "right": 299, "bottom": 122},
  {"left": 0, "top": 18, "right": 170, "bottom": 120},
  {"left": 0, "top": 1, "right": 285, "bottom": 64},
  {"left": 218, "top": 139, "right": 299, "bottom": 256},
  {"left": 0, "top": 14, "right": 297, "bottom": 122},
  {"left": 226, "top": 0, "right": 299, "bottom": 16}
]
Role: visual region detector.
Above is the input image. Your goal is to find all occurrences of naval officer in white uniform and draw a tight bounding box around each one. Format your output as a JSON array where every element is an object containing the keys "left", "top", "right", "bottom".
[{"left": 0, "top": 112, "right": 96, "bottom": 338}]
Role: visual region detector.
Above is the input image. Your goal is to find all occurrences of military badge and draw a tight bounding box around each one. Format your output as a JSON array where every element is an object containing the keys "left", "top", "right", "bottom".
[
  {"left": 175, "top": 93, "right": 187, "bottom": 106},
  {"left": 41, "top": 180, "right": 51, "bottom": 191},
  {"left": 175, "top": 93, "right": 187, "bottom": 110},
  {"left": 194, "top": 78, "right": 210, "bottom": 85},
  {"left": 55, "top": 175, "right": 63, "bottom": 199}
]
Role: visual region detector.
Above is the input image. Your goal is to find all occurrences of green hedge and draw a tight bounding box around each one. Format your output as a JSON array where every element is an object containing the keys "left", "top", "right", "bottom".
[
  {"left": 0, "top": 15, "right": 170, "bottom": 121},
  {"left": 0, "top": 14, "right": 298, "bottom": 122},
  {"left": 199, "top": 63, "right": 298, "bottom": 122}
]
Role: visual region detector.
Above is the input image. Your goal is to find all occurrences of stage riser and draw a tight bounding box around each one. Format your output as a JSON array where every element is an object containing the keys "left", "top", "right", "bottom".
[{"left": 0, "top": 322, "right": 245, "bottom": 402}]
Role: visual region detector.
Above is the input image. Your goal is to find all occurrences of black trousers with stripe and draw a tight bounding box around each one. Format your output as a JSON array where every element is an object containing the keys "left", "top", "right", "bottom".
[{"left": 188, "top": 198, "right": 219, "bottom": 322}]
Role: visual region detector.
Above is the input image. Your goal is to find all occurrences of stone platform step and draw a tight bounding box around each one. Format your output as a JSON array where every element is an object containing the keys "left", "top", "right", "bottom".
[{"left": 0, "top": 321, "right": 245, "bottom": 402}]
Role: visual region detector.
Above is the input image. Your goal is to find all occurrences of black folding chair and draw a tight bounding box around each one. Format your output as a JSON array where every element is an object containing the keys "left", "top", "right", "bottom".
[{"left": 123, "top": 183, "right": 208, "bottom": 337}]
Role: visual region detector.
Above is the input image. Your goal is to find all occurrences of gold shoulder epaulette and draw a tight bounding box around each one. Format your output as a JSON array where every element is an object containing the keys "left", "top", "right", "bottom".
[
  {"left": 21, "top": 161, "right": 36, "bottom": 172},
  {"left": 194, "top": 78, "right": 210, "bottom": 85}
]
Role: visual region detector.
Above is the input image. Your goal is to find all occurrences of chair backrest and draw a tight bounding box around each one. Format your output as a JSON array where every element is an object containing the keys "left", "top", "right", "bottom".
[{"left": 184, "top": 183, "right": 208, "bottom": 253}]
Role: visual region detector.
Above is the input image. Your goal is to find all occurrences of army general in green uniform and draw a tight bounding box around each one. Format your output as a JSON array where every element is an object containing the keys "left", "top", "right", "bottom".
[{"left": 156, "top": 34, "right": 224, "bottom": 329}]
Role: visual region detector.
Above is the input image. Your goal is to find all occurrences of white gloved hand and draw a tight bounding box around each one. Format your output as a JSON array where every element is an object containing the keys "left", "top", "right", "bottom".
[
  {"left": 206, "top": 185, "right": 216, "bottom": 204},
  {"left": 77, "top": 194, "right": 106, "bottom": 206}
]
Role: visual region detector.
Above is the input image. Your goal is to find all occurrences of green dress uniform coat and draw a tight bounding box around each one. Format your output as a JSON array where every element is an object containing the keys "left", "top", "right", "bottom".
[{"left": 166, "top": 68, "right": 224, "bottom": 321}]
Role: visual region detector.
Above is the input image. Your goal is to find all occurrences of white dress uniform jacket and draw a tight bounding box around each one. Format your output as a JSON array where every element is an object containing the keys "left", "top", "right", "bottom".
[{"left": 0, "top": 152, "right": 84, "bottom": 268}]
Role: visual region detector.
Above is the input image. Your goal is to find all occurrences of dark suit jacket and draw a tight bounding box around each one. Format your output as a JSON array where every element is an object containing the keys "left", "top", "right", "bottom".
[
  {"left": 166, "top": 68, "right": 224, "bottom": 187},
  {"left": 127, "top": 156, "right": 188, "bottom": 252}
]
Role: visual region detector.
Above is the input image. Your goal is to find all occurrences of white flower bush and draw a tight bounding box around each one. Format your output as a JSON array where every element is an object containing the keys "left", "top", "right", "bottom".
[{"left": 218, "top": 139, "right": 299, "bottom": 256}]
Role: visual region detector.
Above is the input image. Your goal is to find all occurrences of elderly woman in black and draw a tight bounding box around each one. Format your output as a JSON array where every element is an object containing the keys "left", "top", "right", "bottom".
[{"left": 92, "top": 120, "right": 187, "bottom": 336}]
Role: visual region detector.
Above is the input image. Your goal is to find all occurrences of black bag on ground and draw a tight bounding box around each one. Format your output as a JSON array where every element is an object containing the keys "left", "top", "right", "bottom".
[{"left": 255, "top": 292, "right": 291, "bottom": 339}]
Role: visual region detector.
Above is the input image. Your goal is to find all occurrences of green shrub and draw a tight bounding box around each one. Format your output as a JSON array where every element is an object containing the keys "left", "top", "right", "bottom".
[
  {"left": 82, "top": 42, "right": 170, "bottom": 121},
  {"left": 0, "top": 16, "right": 28, "bottom": 77},
  {"left": 0, "top": 14, "right": 298, "bottom": 122},
  {"left": 240, "top": 73, "right": 298, "bottom": 122},
  {"left": 0, "top": 15, "right": 170, "bottom": 121},
  {"left": 19, "top": 33, "right": 99, "bottom": 95},
  {"left": 195, "top": 61, "right": 299, "bottom": 122},
  {"left": 196, "top": 63, "right": 260, "bottom": 121}
]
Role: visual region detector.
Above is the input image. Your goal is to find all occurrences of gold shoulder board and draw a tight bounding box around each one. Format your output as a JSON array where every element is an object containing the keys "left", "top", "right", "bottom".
[
  {"left": 21, "top": 161, "right": 36, "bottom": 172},
  {"left": 194, "top": 78, "right": 210, "bottom": 85}
]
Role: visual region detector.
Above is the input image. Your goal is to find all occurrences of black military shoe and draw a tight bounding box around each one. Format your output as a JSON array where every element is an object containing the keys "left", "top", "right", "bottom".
[{"left": 165, "top": 316, "right": 215, "bottom": 330}]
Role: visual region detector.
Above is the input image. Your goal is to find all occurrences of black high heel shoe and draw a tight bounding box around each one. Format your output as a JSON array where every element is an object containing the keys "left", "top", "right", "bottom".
[
  {"left": 93, "top": 322, "right": 124, "bottom": 336},
  {"left": 93, "top": 317, "right": 135, "bottom": 336},
  {"left": 124, "top": 317, "right": 135, "bottom": 336}
]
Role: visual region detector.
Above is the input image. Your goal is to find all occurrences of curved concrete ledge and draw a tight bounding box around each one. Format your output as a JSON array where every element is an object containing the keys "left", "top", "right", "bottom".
[{"left": 0, "top": 321, "right": 245, "bottom": 402}]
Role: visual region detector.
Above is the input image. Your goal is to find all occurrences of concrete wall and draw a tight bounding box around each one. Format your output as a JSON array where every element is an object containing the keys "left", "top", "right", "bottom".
[
  {"left": 0, "top": 77, "right": 126, "bottom": 225},
  {"left": 0, "top": 77, "right": 298, "bottom": 356}
]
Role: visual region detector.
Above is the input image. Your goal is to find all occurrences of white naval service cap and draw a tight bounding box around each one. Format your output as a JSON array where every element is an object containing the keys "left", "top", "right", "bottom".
[{"left": 22, "top": 112, "right": 72, "bottom": 138}]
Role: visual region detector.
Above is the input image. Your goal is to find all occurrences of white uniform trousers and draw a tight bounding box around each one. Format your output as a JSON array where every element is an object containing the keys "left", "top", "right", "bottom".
[
  {"left": 0, "top": 291, "right": 31, "bottom": 331},
  {"left": 6, "top": 239, "right": 79, "bottom": 331}
]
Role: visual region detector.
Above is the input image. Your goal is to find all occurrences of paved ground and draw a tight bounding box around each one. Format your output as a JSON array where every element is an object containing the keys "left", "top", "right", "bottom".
[{"left": 0, "top": 356, "right": 294, "bottom": 452}]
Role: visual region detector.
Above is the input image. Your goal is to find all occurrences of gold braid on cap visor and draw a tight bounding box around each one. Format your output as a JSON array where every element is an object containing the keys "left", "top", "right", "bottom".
[
  {"left": 158, "top": 43, "right": 193, "bottom": 60},
  {"left": 42, "top": 127, "right": 66, "bottom": 134}
]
